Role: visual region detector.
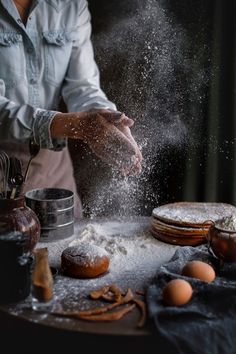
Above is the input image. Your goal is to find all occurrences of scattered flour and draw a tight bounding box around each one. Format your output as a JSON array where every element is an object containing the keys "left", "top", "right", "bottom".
[
  {"left": 152, "top": 203, "right": 236, "bottom": 225},
  {"left": 69, "top": 221, "right": 148, "bottom": 255},
  {"left": 215, "top": 215, "right": 236, "bottom": 231},
  {"left": 7, "top": 217, "right": 178, "bottom": 328}
]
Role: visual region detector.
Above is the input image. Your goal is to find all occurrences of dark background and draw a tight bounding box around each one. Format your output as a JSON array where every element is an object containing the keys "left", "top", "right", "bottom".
[
  {"left": 2, "top": 1, "right": 236, "bottom": 352},
  {"left": 69, "top": 0, "right": 236, "bottom": 217}
]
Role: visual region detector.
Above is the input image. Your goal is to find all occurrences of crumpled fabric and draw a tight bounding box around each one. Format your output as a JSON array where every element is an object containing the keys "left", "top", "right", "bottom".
[{"left": 147, "top": 245, "right": 236, "bottom": 354}]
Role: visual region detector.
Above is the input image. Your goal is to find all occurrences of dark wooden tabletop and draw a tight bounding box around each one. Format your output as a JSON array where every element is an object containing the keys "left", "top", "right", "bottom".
[{"left": 0, "top": 217, "right": 177, "bottom": 354}]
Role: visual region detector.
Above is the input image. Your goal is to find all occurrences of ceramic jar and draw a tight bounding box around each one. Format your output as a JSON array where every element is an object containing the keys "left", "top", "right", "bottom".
[
  {"left": 0, "top": 196, "right": 40, "bottom": 253},
  {"left": 207, "top": 224, "right": 236, "bottom": 263}
]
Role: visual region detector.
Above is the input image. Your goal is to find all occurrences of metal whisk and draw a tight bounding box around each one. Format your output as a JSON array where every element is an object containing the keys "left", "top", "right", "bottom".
[
  {"left": 24, "top": 138, "right": 40, "bottom": 183},
  {"left": 0, "top": 150, "right": 10, "bottom": 198}
]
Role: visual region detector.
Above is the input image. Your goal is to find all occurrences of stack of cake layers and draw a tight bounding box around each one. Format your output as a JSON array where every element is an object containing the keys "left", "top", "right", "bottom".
[{"left": 150, "top": 202, "right": 236, "bottom": 246}]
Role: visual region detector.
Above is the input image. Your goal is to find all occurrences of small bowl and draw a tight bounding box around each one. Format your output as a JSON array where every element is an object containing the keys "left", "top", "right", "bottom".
[{"left": 207, "top": 223, "right": 236, "bottom": 263}]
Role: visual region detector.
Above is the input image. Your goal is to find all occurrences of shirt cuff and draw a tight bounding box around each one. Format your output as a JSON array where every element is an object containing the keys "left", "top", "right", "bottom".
[{"left": 33, "top": 108, "right": 67, "bottom": 150}]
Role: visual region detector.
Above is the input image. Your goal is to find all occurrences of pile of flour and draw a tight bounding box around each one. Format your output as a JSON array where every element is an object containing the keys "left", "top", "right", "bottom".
[{"left": 9, "top": 218, "right": 178, "bottom": 316}]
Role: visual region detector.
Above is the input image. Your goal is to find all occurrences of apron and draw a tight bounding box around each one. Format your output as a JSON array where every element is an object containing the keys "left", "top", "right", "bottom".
[{"left": 0, "top": 143, "right": 82, "bottom": 220}]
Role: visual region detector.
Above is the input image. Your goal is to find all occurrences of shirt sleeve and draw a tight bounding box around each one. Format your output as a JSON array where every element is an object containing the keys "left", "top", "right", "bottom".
[
  {"left": 61, "top": 0, "right": 117, "bottom": 112},
  {"left": 0, "top": 80, "right": 64, "bottom": 150}
]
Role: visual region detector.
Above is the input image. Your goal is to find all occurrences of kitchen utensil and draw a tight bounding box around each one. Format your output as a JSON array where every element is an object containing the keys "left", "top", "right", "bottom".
[
  {"left": 24, "top": 139, "right": 40, "bottom": 183},
  {"left": 8, "top": 157, "right": 24, "bottom": 199},
  {"left": 0, "top": 150, "right": 10, "bottom": 198},
  {"left": 25, "top": 188, "right": 74, "bottom": 241}
]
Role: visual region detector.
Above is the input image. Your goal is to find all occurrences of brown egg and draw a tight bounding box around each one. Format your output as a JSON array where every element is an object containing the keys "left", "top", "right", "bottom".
[
  {"left": 182, "top": 260, "right": 216, "bottom": 282},
  {"left": 162, "top": 279, "right": 193, "bottom": 306}
]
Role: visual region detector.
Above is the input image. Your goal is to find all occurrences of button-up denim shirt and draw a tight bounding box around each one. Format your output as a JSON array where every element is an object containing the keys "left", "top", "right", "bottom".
[{"left": 0, "top": 0, "right": 116, "bottom": 150}]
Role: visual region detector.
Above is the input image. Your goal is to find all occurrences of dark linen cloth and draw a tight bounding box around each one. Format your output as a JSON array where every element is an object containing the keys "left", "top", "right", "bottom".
[{"left": 147, "top": 245, "right": 236, "bottom": 354}]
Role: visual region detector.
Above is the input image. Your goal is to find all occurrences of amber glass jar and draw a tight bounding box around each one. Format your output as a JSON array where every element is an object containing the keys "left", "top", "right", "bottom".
[{"left": 0, "top": 196, "right": 40, "bottom": 253}]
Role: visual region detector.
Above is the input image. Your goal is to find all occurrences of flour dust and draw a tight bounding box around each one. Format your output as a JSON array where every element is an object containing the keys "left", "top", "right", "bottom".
[{"left": 76, "top": 0, "right": 213, "bottom": 217}]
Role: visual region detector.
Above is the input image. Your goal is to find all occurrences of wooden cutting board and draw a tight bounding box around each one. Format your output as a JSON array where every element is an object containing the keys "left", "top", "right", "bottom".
[
  {"left": 150, "top": 202, "right": 236, "bottom": 246},
  {"left": 150, "top": 228, "right": 205, "bottom": 246},
  {"left": 151, "top": 218, "right": 209, "bottom": 236}
]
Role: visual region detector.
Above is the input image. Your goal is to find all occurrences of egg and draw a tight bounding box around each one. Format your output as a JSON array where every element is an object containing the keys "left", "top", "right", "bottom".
[
  {"left": 181, "top": 260, "right": 216, "bottom": 282},
  {"left": 162, "top": 279, "right": 193, "bottom": 306}
]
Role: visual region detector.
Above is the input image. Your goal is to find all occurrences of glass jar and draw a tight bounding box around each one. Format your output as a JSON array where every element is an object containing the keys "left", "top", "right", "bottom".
[
  {"left": 0, "top": 231, "right": 33, "bottom": 303},
  {"left": 0, "top": 196, "right": 40, "bottom": 253}
]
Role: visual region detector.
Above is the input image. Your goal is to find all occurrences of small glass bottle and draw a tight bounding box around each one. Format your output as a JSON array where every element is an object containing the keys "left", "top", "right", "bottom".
[{"left": 31, "top": 247, "right": 58, "bottom": 311}]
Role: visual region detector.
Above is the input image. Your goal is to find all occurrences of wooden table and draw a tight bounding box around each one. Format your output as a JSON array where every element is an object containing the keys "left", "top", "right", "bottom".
[{"left": 0, "top": 217, "right": 178, "bottom": 353}]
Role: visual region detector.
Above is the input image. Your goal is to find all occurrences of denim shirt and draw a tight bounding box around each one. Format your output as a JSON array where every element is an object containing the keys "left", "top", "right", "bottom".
[{"left": 0, "top": 0, "right": 116, "bottom": 150}]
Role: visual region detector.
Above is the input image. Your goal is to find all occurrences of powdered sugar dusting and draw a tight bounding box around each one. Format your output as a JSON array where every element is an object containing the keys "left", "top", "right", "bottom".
[{"left": 62, "top": 243, "right": 109, "bottom": 266}]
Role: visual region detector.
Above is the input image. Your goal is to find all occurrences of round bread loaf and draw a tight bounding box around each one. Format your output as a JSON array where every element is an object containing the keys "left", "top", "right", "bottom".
[{"left": 61, "top": 244, "right": 110, "bottom": 278}]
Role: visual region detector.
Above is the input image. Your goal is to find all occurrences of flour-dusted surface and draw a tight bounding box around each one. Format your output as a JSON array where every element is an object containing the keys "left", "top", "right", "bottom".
[
  {"left": 152, "top": 202, "right": 236, "bottom": 226},
  {"left": 41, "top": 217, "right": 178, "bottom": 301},
  {"left": 4, "top": 217, "right": 178, "bottom": 336},
  {"left": 215, "top": 215, "right": 236, "bottom": 231}
]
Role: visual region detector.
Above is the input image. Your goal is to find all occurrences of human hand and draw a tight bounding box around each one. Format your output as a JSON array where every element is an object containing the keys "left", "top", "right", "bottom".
[
  {"left": 51, "top": 111, "right": 141, "bottom": 174},
  {"left": 86, "top": 109, "right": 143, "bottom": 175},
  {"left": 113, "top": 114, "right": 142, "bottom": 175}
]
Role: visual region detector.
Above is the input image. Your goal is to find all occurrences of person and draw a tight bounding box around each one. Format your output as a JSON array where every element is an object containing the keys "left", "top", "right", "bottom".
[{"left": 0, "top": 0, "right": 142, "bottom": 218}]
